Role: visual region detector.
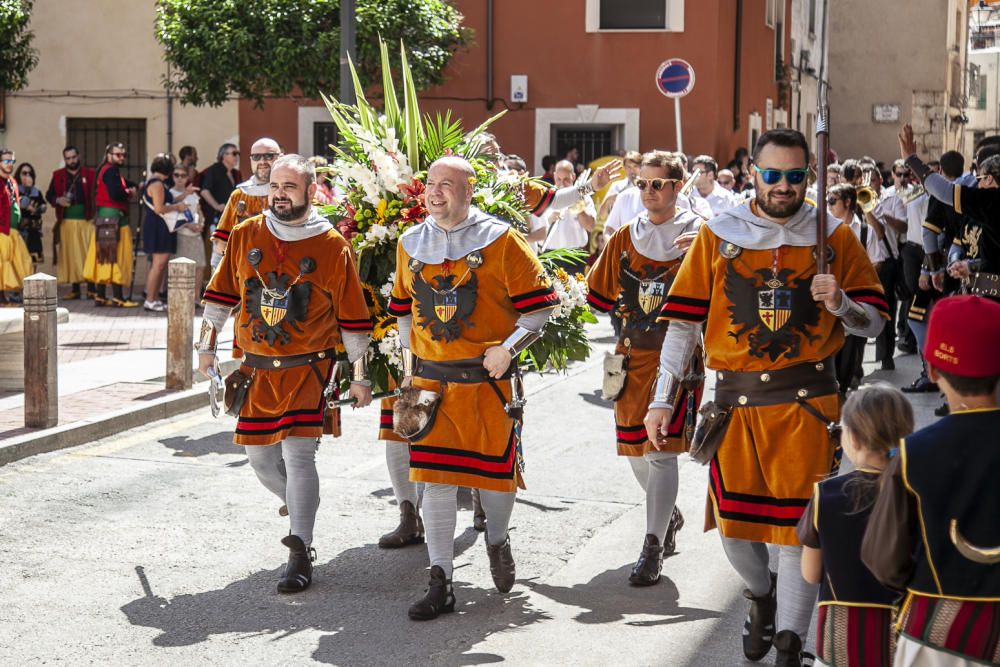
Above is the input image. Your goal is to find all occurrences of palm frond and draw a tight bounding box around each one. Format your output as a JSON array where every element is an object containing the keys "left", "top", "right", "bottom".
[
  {"left": 400, "top": 41, "right": 423, "bottom": 170},
  {"left": 379, "top": 38, "right": 401, "bottom": 131}
]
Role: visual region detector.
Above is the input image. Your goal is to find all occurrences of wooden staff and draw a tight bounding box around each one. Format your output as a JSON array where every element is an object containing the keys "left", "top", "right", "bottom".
[{"left": 816, "top": 82, "right": 830, "bottom": 273}]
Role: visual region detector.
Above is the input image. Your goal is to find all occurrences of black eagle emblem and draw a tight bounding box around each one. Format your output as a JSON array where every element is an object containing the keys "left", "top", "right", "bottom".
[
  {"left": 242, "top": 273, "right": 312, "bottom": 346},
  {"left": 618, "top": 253, "right": 673, "bottom": 332},
  {"left": 724, "top": 263, "right": 820, "bottom": 361},
  {"left": 413, "top": 272, "right": 478, "bottom": 342}
]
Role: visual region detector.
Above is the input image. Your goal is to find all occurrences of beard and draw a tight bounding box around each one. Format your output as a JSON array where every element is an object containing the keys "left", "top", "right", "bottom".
[
  {"left": 755, "top": 189, "right": 805, "bottom": 219},
  {"left": 255, "top": 164, "right": 270, "bottom": 182},
  {"left": 271, "top": 198, "right": 309, "bottom": 222}
]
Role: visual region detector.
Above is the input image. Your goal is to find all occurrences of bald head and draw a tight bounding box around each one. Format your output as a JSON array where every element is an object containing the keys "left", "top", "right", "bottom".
[
  {"left": 426, "top": 157, "right": 476, "bottom": 228},
  {"left": 250, "top": 137, "right": 282, "bottom": 182}
]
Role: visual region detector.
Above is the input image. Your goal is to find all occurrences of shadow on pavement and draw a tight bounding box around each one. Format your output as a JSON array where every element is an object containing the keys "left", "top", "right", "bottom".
[
  {"left": 121, "top": 528, "right": 548, "bottom": 666},
  {"left": 579, "top": 389, "right": 614, "bottom": 409},
  {"left": 158, "top": 433, "right": 246, "bottom": 463},
  {"left": 525, "top": 563, "right": 721, "bottom": 627}
]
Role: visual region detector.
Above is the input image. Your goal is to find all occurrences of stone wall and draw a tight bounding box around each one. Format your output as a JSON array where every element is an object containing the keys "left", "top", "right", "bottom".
[{"left": 910, "top": 90, "right": 948, "bottom": 158}]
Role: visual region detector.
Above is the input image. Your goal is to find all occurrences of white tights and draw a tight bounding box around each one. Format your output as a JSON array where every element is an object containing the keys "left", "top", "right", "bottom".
[
  {"left": 627, "top": 451, "right": 680, "bottom": 544},
  {"left": 244, "top": 437, "right": 320, "bottom": 546},
  {"left": 422, "top": 483, "right": 515, "bottom": 578}
]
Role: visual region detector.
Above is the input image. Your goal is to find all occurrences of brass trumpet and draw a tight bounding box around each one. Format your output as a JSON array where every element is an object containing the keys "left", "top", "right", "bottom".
[{"left": 856, "top": 170, "right": 879, "bottom": 214}]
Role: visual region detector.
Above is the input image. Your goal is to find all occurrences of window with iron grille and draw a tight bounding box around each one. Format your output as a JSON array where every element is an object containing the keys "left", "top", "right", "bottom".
[
  {"left": 552, "top": 126, "right": 615, "bottom": 170},
  {"left": 313, "top": 122, "right": 339, "bottom": 161},
  {"left": 66, "top": 118, "right": 147, "bottom": 232}
]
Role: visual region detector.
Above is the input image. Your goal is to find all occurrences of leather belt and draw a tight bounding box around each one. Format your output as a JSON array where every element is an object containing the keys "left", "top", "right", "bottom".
[
  {"left": 713, "top": 358, "right": 837, "bottom": 408},
  {"left": 968, "top": 272, "right": 1000, "bottom": 299},
  {"left": 415, "top": 357, "right": 514, "bottom": 383},
  {"left": 242, "top": 349, "right": 336, "bottom": 370},
  {"left": 620, "top": 325, "right": 667, "bottom": 351}
]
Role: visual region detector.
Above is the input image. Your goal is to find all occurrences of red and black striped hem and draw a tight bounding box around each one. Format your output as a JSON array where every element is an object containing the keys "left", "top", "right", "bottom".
[
  {"left": 211, "top": 229, "right": 231, "bottom": 242},
  {"left": 710, "top": 457, "right": 808, "bottom": 527},
  {"left": 902, "top": 594, "right": 1000, "bottom": 662},
  {"left": 658, "top": 295, "right": 710, "bottom": 323},
  {"left": 408, "top": 427, "right": 517, "bottom": 480},
  {"left": 338, "top": 317, "right": 373, "bottom": 332},
  {"left": 845, "top": 288, "right": 890, "bottom": 316},
  {"left": 202, "top": 289, "right": 240, "bottom": 306},
  {"left": 587, "top": 289, "right": 615, "bottom": 313},
  {"left": 616, "top": 424, "right": 648, "bottom": 446},
  {"left": 511, "top": 287, "right": 559, "bottom": 313},
  {"left": 379, "top": 409, "right": 394, "bottom": 430},
  {"left": 387, "top": 296, "right": 412, "bottom": 317},
  {"left": 529, "top": 187, "right": 556, "bottom": 215},
  {"left": 236, "top": 407, "right": 323, "bottom": 436}
]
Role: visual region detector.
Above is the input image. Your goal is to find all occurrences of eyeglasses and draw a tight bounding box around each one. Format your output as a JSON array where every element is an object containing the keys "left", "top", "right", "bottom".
[
  {"left": 752, "top": 164, "right": 808, "bottom": 185},
  {"left": 112, "top": 152, "right": 127, "bottom": 158},
  {"left": 826, "top": 196, "right": 840, "bottom": 205},
  {"left": 893, "top": 171, "right": 908, "bottom": 178},
  {"left": 718, "top": 179, "right": 734, "bottom": 186},
  {"left": 635, "top": 177, "right": 680, "bottom": 191},
  {"left": 172, "top": 171, "right": 187, "bottom": 178},
  {"left": 22, "top": 172, "right": 35, "bottom": 177},
  {"left": 1, "top": 159, "right": 16, "bottom": 165},
  {"left": 250, "top": 152, "right": 279, "bottom": 162},
  {"left": 225, "top": 151, "right": 240, "bottom": 157}
]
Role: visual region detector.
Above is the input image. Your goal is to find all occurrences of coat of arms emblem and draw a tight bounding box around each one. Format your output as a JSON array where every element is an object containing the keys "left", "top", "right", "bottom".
[{"left": 637, "top": 280, "right": 666, "bottom": 315}]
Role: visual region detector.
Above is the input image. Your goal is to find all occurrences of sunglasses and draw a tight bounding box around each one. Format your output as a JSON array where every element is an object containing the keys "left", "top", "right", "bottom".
[
  {"left": 826, "top": 196, "right": 840, "bottom": 205},
  {"left": 635, "top": 177, "right": 680, "bottom": 191},
  {"left": 893, "top": 171, "right": 908, "bottom": 178},
  {"left": 172, "top": 171, "right": 187, "bottom": 177},
  {"left": 112, "top": 152, "right": 127, "bottom": 158},
  {"left": 226, "top": 151, "right": 240, "bottom": 157},
  {"left": 752, "top": 164, "right": 808, "bottom": 185},
  {"left": 250, "top": 152, "right": 279, "bottom": 162},
  {"left": 1, "top": 159, "right": 16, "bottom": 165}
]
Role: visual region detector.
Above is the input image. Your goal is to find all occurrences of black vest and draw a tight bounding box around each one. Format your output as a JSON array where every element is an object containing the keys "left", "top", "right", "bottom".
[
  {"left": 816, "top": 470, "right": 898, "bottom": 606},
  {"left": 904, "top": 410, "right": 1000, "bottom": 600}
]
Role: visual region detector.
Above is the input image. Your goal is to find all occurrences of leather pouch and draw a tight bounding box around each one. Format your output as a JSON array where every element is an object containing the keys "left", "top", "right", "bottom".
[
  {"left": 224, "top": 368, "right": 254, "bottom": 417},
  {"left": 602, "top": 352, "right": 628, "bottom": 401},
  {"left": 689, "top": 401, "right": 733, "bottom": 465},
  {"left": 94, "top": 215, "right": 121, "bottom": 264},
  {"left": 392, "top": 386, "right": 442, "bottom": 441}
]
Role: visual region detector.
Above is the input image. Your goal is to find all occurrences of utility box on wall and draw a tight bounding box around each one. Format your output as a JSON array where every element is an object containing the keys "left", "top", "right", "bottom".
[{"left": 511, "top": 75, "right": 528, "bottom": 103}]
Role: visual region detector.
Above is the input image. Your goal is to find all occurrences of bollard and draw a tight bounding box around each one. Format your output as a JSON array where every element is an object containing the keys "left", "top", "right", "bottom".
[
  {"left": 166, "top": 258, "right": 197, "bottom": 390},
  {"left": 23, "top": 273, "right": 59, "bottom": 428}
]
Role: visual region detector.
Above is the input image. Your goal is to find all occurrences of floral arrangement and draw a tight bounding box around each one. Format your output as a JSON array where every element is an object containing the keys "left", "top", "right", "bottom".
[{"left": 318, "top": 40, "right": 592, "bottom": 392}]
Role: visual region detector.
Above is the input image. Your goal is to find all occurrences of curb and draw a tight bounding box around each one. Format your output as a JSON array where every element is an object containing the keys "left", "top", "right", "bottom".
[{"left": 0, "top": 360, "right": 241, "bottom": 467}]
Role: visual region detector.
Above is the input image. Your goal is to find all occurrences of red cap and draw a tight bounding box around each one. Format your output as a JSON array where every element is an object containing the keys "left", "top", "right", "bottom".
[{"left": 924, "top": 295, "right": 1000, "bottom": 377}]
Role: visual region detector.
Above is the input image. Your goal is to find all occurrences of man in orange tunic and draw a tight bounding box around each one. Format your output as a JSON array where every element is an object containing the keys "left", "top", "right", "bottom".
[
  {"left": 645, "top": 130, "right": 888, "bottom": 666},
  {"left": 587, "top": 150, "right": 703, "bottom": 586},
  {"left": 388, "top": 156, "right": 559, "bottom": 621},
  {"left": 209, "top": 137, "right": 282, "bottom": 269},
  {"left": 197, "top": 155, "right": 372, "bottom": 594}
]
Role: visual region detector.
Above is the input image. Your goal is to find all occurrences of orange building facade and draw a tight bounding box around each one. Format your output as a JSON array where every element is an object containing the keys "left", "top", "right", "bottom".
[{"left": 239, "top": 0, "right": 796, "bottom": 173}]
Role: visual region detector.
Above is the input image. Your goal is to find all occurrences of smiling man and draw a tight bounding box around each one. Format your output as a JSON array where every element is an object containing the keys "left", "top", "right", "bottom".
[
  {"left": 198, "top": 154, "right": 372, "bottom": 595},
  {"left": 644, "top": 129, "right": 889, "bottom": 666},
  {"left": 210, "top": 137, "right": 283, "bottom": 269},
  {"left": 387, "top": 156, "right": 560, "bottom": 621}
]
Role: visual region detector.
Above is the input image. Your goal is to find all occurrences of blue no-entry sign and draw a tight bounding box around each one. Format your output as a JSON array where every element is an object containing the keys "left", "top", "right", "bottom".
[{"left": 655, "top": 59, "right": 695, "bottom": 99}]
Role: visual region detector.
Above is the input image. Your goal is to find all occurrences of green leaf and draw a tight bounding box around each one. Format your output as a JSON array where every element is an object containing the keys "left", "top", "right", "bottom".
[
  {"left": 379, "top": 37, "right": 401, "bottom": 130},
  {"left": 400, "top": 42, "right": 423, "bottom": 171}
]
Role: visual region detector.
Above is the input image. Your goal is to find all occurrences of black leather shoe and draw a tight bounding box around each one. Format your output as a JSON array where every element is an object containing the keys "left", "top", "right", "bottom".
[
  {"left": 471, "top": 488, "right": 486, "bottom": 532},
  {"left": 880, "top": 358, "right": 896, "bottom": 371},
  {"left": 902, "top": 375, "right": 938, "bottom": 393},
  {"left": 408, "top": 565, "right": 456, "bottom": 621},
  {"left": 628, "top": 534, "right": 664, "bottom": 586},
  {"left": 379, "top": 500, "right": 425, "bottom": 549},
  {"left": 485, "top": 535, "right": 516, "bottom": 593},
  {"left": 276, "top": 534, "right": 316, "bottom": 594},
  {"left": 663, "top": 506, "right": 685, "bottom": 555},
  {"left": 742, "top": 572, "right": 777, "bottom": 661},
  {"left": 773, "top": 630, "right": 805, "bottom": 666},
  {"left": 896, "top": 340, "right": 916, "bottom": 354}
]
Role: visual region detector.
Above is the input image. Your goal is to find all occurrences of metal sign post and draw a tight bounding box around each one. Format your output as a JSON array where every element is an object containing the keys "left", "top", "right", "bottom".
[{"left": 655, "top": 59, "right": 696, "bottom": 153}]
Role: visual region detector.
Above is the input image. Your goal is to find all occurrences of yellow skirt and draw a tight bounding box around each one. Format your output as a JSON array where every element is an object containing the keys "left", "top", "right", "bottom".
[
  {"left": 0, "top": 231, "right": 33, "bottom": 290},
  {"left": 57, "top": 218, "right": 94, "bottom": 285},
  {"left": 83, "top": 227, "right": 133, "bottom": 286}
]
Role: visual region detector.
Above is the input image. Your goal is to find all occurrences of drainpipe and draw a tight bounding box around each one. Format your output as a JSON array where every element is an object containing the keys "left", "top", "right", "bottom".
[
  {"left": 166, "top": 63, "right": 174, "bottom": 154},
  {"left": 734, "top": 0, "right": 743, "bottom": 131},
  {"left": 486, "top": 0, "right": 495, "bottom": 110}
]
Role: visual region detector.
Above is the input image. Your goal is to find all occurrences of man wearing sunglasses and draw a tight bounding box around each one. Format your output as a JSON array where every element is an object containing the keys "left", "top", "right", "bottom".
[
  {"left": 210, "top": 137, "right": 283, "bottom": 270},
  {"left": 587, "top": 150, "right": 702, "bottom": 588},
  {"left": 83, "top": 143, "right": 139, "bottom": 308},
  {"left": 645, "top": 129, "right": 888, "bottom": 666}
]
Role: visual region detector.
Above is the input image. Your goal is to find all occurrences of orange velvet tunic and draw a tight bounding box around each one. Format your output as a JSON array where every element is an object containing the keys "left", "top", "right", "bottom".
[
  {"left": 658, "top": 221, "right": 889, "bottom": 545},
  {"left": 387, "top": 228, "right": 558, "bottom": 492},
  {"left": 203, "top": 215, "right": 372, "bottom": 446},
  {"left": 586, "top": 224, "right": 702, "bottom": 456},
  {"left": 211, "top": 185, "right": 268, "bottom": 243}
]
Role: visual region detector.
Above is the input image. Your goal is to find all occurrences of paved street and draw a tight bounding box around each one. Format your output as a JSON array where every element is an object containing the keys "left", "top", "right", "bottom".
[{"left": 0, "top": 317, "right": 940, "bottom": 666}]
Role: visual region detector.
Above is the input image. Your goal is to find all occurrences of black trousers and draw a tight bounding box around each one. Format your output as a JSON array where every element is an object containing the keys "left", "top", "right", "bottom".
[
  {"left": 836, "top": 334, "right": 867, "bottom": 394},
  {"left": 874, "top": 260, "right": 897, "bottom": 362}
]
